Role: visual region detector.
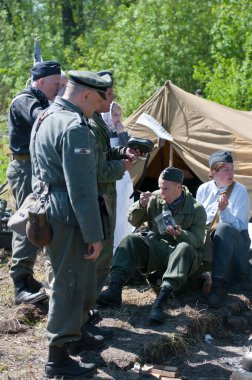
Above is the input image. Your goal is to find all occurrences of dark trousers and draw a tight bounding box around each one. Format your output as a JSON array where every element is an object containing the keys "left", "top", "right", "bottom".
[
  {"left": 6, "top": 159, "right": 38, "bottom": 280},
  {"left": 111, "top": 233, "right": 201, "bottom": 291},
  {"left": 212, "top": 223, "right": 251, "bottom": 282}
]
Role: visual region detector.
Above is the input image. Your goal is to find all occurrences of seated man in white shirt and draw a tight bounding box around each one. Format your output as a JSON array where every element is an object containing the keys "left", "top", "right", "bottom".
[{"left": 196, "top": 151, "right": 251, "bottom": 308}]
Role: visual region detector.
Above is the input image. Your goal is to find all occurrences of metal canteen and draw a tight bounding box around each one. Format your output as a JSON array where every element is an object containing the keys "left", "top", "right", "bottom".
[{"left": 242, "top": 347, "right": 252, "bottom": 372}]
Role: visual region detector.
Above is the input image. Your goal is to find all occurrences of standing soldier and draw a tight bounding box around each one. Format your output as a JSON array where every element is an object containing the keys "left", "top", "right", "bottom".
[
  {"left": 30, "top": 71, "right": 112, "bottom": 378},
  {"left": 87, "top": 71, "right": 138, "bottom": 337},
  {"left": 7, "top": 61, "right": 61, "bottom": 305}
]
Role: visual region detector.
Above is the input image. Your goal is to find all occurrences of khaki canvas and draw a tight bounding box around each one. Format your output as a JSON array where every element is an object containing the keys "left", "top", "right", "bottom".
[{"left": 124, "top": 81, "right": 252, "bottom": 216}]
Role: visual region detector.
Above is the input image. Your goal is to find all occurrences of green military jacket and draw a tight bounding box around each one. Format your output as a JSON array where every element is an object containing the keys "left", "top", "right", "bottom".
[
  {"left": 89, "top": 112, "right": 125, "bottom": 198},
  {"left": 128, "top": 186, "right": 207, "bottom": 251},
  {"left": 30, "top": 96, "right": 104, "bottom": 244}
]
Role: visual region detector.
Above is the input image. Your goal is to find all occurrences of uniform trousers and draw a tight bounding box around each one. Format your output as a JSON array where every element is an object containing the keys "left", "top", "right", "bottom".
[
  {"left": 6, "top": 159, "right": 38, "bottom": 280},
  {"left": 212, "top": 223, "right": 251, "bottom": 282},
  {"left": 95, "top": 195, "right": 116, "bottom": 296},
  {"left": 46, "top": 217, "right": 97, "bottom": 347},
  {"left": 111, "top": 233, "right": 202, "bottom": 290}
]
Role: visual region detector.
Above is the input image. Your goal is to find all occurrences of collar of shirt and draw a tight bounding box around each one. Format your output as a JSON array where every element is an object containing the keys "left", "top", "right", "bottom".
[{"left": 54, "top": 96, "right": 84, "bottom": 117}]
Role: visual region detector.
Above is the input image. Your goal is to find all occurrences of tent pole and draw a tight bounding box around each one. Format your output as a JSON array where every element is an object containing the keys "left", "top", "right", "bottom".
[{"left": 169, "top": 143, "right": 173, "bottom": 167}]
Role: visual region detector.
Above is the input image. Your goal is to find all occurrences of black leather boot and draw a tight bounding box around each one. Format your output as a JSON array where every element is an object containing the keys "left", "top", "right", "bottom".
[
  {"left": 148, "top": 285, "right": 173, "bottom": 324},
  {"left": 84, "top": 321, "right": 114, "bottom": 339},
  {"left": 45, "top": 344, "right": 95, "bottom": 378},
  {"left": 207, "top": 277, "right": 228, "bottom": 308},
  {"left": 13, "top": 276, "right": 48, "bottom": 305},
  {"left": 69, "top": 329, "right": 105, "bottom": 356},
  {"left": 27, "top": 275, "right": 43, "bottom": 292},
  {"left": 97, "top": 274, "right": 126, "bottom": 308}
]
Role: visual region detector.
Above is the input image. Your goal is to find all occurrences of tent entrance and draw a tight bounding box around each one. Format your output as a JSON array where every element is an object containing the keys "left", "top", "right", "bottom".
[{"left": 136, "top": 141, "right": 202, "bottom": 198}]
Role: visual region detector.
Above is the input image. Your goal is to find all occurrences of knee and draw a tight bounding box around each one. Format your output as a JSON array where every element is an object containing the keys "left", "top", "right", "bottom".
[
  {"left": 176, "top": 242, "right": 192, "bottom": 257},
  {"left": 215, "top": 223, "right": 233, "bottom": 237}
]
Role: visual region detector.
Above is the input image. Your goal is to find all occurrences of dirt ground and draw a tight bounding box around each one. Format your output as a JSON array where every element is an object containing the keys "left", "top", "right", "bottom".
[{"left": 1, "top": 248, "right": 252, "bottom": 380}]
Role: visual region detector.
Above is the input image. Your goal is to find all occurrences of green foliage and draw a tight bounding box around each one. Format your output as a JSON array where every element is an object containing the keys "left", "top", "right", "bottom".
[
  {"left": 0, "top": 0, "right": 251, "bottom": 115},
  {"left": 193, "top": 0, "right": 252, "bottom": 110},
  {"left": 0, "top": 116, "right": 9, "bottom": 186}
]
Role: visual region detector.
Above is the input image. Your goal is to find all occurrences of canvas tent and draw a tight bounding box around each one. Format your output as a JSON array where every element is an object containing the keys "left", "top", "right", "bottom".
[{"left": 124, "top": 81, "right": 252, "bottom": 216}]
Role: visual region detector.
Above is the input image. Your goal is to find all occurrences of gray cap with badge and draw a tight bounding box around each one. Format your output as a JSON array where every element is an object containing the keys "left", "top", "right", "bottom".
[{"left": 68, "top": 70, "right": 112, "bottom": 100}]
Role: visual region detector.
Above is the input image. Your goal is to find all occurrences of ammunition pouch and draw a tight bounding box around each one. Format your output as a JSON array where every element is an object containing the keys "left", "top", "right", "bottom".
[{"left": 127, "top": 137, "right": 154, "bottom": 155}]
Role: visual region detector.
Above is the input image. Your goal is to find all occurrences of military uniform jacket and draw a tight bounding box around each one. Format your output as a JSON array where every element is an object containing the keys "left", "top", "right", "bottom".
[
  {"left": 8, "top": 87, "right": 49, "bottom": 154},
  {"left": 30, "top": 96, "right": 103, "bottom": 244},
  {"left": 128, "top": 186, "right": 207, "bottom": 252},
  {"left": 89, "top": 112, "right": 125, "bottom": 199}
]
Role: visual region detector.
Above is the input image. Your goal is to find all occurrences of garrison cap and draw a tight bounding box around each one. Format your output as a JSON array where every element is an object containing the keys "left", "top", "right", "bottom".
[
  {"left": 31, "top": 61, "right": 61, "bottom": 80},
  {"left": 160, "top": 167, "right": 184, "bottom": 184},
  {"left": 68, "top": 70, "right": 112, "bottom": 100},
  {"left": 96, "top": 70, "right": 113, "bottom": 88},
  {"left": 209, "top": 150, "right": 233, "bottom": 168}
]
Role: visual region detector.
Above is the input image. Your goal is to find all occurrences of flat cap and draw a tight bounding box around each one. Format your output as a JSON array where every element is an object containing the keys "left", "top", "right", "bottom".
[
  {"left": 160, "top": 167, "right": 184, "bottom": 184},
  {"left": 68, "top": 70, "right": 112, "bottom": 100},
  {"left": 96, "top": 70, "right": 113, "bottom": 87},
  {"left": 31, "top": 61, "right": 61, "bottom": 81},
  {"left": 209, "top": 150, "right": 233, "bottom": 168}
]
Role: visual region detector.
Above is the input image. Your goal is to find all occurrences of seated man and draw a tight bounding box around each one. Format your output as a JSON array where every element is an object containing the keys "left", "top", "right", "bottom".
[
  {"left": 196, "top": 150, "right": 251, "bottom": 308},
  {"left": 98, "top": 167, "right": 207, "bottom": 324}
]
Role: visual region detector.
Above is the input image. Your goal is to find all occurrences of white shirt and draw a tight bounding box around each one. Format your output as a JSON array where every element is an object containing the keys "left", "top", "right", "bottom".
[{"left": 196, "top": 180, "right": 250, "bottom": 231}]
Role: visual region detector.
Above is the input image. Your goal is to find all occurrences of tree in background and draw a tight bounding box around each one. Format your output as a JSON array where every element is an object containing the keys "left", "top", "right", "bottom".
[
  {"left": 0, "top": 0, "right": 251, "bottom": 117},
  {"left": 193, "top": 0, "right": 252, "bottom": 110}
]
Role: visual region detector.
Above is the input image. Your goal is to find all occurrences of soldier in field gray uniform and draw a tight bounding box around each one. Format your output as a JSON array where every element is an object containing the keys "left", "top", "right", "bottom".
[
  {"left": 30, "top": 71, "right": 112, "bottom": 379},
  {"left": 98, "top": 167, "right": 207, "bottom": 325}
]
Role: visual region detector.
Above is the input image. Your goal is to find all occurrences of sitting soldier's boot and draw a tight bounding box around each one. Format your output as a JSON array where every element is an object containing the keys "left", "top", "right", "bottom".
[
  {"left": 45, "top": 344, "right": 96, "bottom": 379},
  {"left": 148, "top": 285, "right": 173, "bottom": 324},
  {"left": 13, "top": 276, "right": 48, "bottom": 305},
  {"left": 97, "top": 274, "right": 126, "bottom": 308},
  {"left": 207, "top": 277, "right": 228, "bottom": 308}
]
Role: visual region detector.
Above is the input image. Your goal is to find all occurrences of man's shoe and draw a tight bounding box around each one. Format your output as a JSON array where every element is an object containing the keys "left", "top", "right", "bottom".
[
  {"left": 27, "top": 275, "right": 43, "bottom": 293},
  {"left": 14, "top": 289, "right": 48, "bottom": 305},
  {"left": 148, "top": 285, "right": 173, "bottom": 325},
  {"left": 45, "top": 344, "right": 95, "bottom": 378},
  {"left": 87, "top": 308, "right": 103, "bottom": 325},
  {"left": 207, "top": 277, "right": 228, "bottom": 308},
  {"left": 84, "top": 321, "right": 114, "bottom": 339},
  {"left": 69, "top": 330, "right": 105, "bottom": 356}
]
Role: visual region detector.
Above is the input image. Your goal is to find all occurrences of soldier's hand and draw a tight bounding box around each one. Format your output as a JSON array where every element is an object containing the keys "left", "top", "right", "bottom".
[
  {"left": 85, "top": 242, "right": 103, "bottom": 262},
  {"left": 125, "top": 147, "right": 143, "bottom": 159},
  {"left": 218, "top": 192, "right": 228, "bottom": 211},
  {"left": 139, "top": 191, "right": 152, "bottom": 208},
  {"left": 123, "top": 159, "right": 133, "bottom": 171},
  {"left": 166, "top": 225, "right": 182, "bottom": 237}
]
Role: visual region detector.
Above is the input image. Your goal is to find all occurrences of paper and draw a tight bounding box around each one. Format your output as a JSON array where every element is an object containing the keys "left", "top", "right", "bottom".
[{"left": 136, "top": 113, "right": 173, "bottom": 141}]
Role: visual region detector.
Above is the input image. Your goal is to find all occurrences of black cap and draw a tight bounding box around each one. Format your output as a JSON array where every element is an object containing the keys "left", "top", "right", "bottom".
[
  {"left": 195, "top": 89, "right": 202, "bottom": 96},
  {"left": 96, "top": 70, "right": 113, "bottom": 87},
  {"left": 209, "top": 151, "right": 233, "bottom": 168},
  {"left": 160, "top": 167, "right": 184, "bottom": 184},
  {"left": 31, "top": 61, "right": 61, "bottom": 80},
  {"left": 68, "top": 70, "right": 112, "bottom": 100}
]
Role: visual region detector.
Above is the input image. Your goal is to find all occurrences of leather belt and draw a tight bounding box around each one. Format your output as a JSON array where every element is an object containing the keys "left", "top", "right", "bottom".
[{"left": 11, "top": 153, "right": 30, "bottom": 161}]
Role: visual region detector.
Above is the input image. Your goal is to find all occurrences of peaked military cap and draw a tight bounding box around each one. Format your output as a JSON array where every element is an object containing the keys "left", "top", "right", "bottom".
[
  {"left": 209, "top": 150, "right": 233, "bottom": 168},
  {"left": 96, "top": 70, "right": 113, "bottom": 87},
  {"left": 31, "top": 61, "right": 61, "bottom": 80},
  {"left": 160, "top": 167, "right": 184, "bottom": 184},
  {"left": 68, "top": 70, "right": 112, "bottom": 100}
]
